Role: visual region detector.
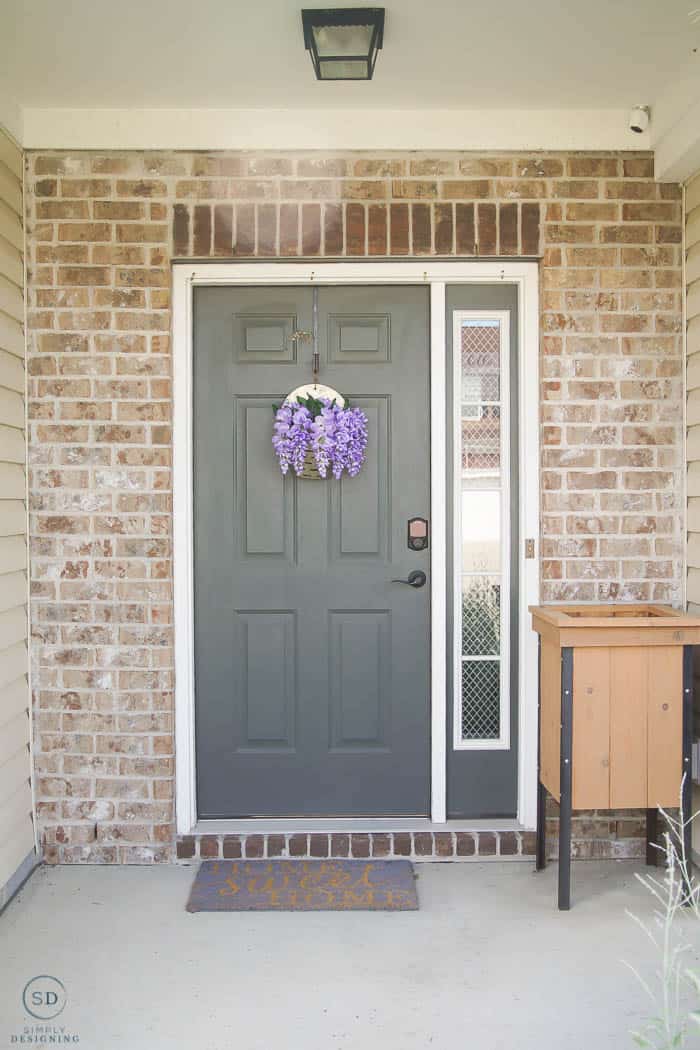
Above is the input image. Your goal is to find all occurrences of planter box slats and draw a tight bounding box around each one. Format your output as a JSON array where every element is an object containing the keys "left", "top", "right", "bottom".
[{"left": 529, "top": 603, "right": 697, "bottom": 909}]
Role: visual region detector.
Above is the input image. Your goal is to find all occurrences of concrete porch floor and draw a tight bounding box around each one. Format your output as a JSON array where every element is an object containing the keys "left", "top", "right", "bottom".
[{"left": 1, "top": 861, "right": 699, "bottom": 1050}]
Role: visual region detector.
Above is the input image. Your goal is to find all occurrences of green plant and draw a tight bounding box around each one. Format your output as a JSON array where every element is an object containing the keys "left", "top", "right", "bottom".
[
  {"left": 626, "top": 782, "right": 700, "bottom": 1048},
  {"left": 461, "top": 580, "right": 500, "bottom": 655}
]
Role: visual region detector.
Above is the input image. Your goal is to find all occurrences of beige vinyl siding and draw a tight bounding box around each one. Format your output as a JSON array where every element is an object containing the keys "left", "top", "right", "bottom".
[{"left": 0, "top": 126, "right": 34, "bottom": 891}]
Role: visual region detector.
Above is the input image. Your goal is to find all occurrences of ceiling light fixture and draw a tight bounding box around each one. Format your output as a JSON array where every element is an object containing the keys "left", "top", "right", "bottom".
[{"left": 301, "top": 8, "right": 385, "bottom": 81}]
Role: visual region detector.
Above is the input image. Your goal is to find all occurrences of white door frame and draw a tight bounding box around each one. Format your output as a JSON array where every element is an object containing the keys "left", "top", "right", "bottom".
[{"left": 172, "top": 261, "right": 540, "bottom": 835}]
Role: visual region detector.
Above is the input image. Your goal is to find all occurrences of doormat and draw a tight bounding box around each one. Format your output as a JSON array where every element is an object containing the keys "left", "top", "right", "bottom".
[{"left": 185, "top": 859, "right": 419, "bottom": 912}]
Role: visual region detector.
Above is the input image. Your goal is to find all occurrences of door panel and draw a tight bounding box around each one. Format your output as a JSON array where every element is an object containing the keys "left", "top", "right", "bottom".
[{"left": 194, "top": 285, "right": 430, "bottom": 817}]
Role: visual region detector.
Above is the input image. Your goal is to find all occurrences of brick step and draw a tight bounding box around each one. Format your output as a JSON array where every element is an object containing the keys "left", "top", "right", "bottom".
[{"left": 177, "top": 830, "right": 536, "bottom": 862}]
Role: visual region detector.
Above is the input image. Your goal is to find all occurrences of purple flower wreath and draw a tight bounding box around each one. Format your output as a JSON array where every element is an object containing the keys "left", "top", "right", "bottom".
[{"left": 272, "top": 394, "right": 368, "bottom": 479}]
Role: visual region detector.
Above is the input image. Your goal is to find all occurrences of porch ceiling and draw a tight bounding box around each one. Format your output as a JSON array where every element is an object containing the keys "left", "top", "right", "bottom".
[
  {"left": 2, "top": 0, "right": 696, "bottom": 111},
  {"left": 1, "top": 0, "right": 700, "bottom": 173}
]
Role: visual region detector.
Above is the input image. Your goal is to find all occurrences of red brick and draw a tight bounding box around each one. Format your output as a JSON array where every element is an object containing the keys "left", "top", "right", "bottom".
[
  {"left": 279, "top": 204, "right": 299, "bottom": 255},
  {"left": 342, "top": 180, "right": 386, "bottom": 200},
  {"left": 368, "top": 204, "right": 387, "bottom": 255},
  {"left": 389, "top": 203, "right": 409, "bottom": 255},
  {"left": 302, "top": 204, "right": 321, "bottom": 255},
  {"left": 58, "top": 223, "right": 111, "bottom": 242},
  {"left": 455, "top": 203, "right": 475, "bottom": 255},
  {"left": 392, "top": 832, "right": 411, "bottom": 856},
  {"left": 330, "top": 833, "right": 350, "bottom": 857},
  {"left": 288, "top": 833, "right": 307, "bottom": 857},
  {"left": 413, "top": 832, "right": 433, "bottom": 856},
  {"left": 623, "top": 156, "right": 654, "bottom": 178},
  {"left": 224, "top": 831, "right": 243, "bottom": 856},
  {"left": 456, "top": 832, "right": 475, "bottom": 857},
  {"left": 411, "top": 203, "right": 431, "bottom": 254},
  {"left": 176, "top": 836, "right": 195, "bottom": 859},
  {"left": 520, "top": 832, "right": 537, "bottom": 855},
  {"left": 244, "top": 834, "right": 264, "bottom": 858},
  {"left": 193, "top": 205, "right": 211, "bottom": 256},
  {"left": 61, "top": 179, "right": 111, "bottom": 198},
  {"left": 499, "top": 832, "right": 519, "bottom": 856},
  {"left": 521, "top": 202, "right": 541, "bottom": 255},
  {"left": 568, "top": 157, "right": 619, "bottom": 178},
  {"left": 213, "top": 205, "right": 233, "bottom": 255},
  {"left": 234, "top": 204, "right": 254, "bottom": 255},
  {"left": 199, "top": 835, "right": 219, "bottom": 859},
  {"left": 350, "top": 833, "right": 370, "bottom": 858},
  {"left": 116, "top": 224, "right": 167, "bottom": 243},
  {"left": 477, "top": 833, "right": 497, "bottom": 856},
  {"left": 257, "top": 204, "right": 277, "bottom": 256},
  {"left": 477, "top": 203, "right": 497, "bottom": 254},
  {"left": 173, "top": 204, "right": 190, "bottom": 255},
  {"left": 434, "top": 203, "right": 453, "bottom": 255},
  {"left": 309, "top": 834, "right": 329, "bottom": 857},
  {"left": 346, "top": 203, "right": 365, "bottom": 255},
  {"left": 371, "top": 833, "right": 391, "bottom": 857},
  {"left": 499, "top": 202, "right": 518, "bottom": 255},
  {"left": 441, "top": 180, "right": 491, "bottom": 199},
  {"left": 267, "top": 834, "right": 285, "bottom": 857},
  {"left": 117, "top": 180, "right": 167, "bottom": 198},
  {"left": 434, "top": 832, "right": 454, "bottom": 857},
  {"left": 392, "top": 179, "right": 438, "bottom": 199},
  {"left": 324, "top": 203, "right": 343, "bottom": 255}
]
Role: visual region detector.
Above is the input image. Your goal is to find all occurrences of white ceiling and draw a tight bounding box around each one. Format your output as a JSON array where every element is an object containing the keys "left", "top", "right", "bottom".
[
  {"left": 2, "top": 0, "right": 700, "bottom": 172},
  {"left": 3, "top": 0, "right": 698, "bottom": 110}
]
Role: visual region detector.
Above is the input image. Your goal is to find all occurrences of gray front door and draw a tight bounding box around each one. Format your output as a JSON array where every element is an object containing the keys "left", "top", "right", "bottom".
[{"left": 193, "top": 285, "right": 431, "bottom": 818}]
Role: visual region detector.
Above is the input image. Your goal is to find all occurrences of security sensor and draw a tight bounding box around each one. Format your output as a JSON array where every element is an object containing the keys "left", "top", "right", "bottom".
[{"left": 629, "top": 106, "right": 650, "bottom": 134}]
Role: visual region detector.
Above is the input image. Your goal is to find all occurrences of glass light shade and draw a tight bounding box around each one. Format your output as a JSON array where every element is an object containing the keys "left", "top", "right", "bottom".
[
  {"left": 302, "top": 8, "right": 385, "bottom": 81},
  {"left": 312, "top": 23, "right": 374, "bottom": 57},
  {"left": 318, "top": 58, "right": 370, "bottom": 80}
]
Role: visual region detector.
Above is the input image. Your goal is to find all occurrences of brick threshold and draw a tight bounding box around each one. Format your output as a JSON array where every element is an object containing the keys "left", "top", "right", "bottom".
[{"left": 176, "top": 828, "right": 536, "bottom": 862}]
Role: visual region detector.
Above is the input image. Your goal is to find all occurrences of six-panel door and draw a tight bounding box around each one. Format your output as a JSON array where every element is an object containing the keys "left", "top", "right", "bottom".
[{"left": 193, "top": 285, "right": 431, "bottom": 817}]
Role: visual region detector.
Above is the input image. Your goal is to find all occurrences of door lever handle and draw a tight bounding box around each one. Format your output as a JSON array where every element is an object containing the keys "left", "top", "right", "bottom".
[{"left": 391, "top": 570, "right": 427, "bottom": 588}]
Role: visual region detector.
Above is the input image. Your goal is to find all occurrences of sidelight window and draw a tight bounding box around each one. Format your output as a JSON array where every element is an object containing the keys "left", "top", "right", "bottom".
[{"left": 453, "top": 314, "right": 510, "bottom": 750}]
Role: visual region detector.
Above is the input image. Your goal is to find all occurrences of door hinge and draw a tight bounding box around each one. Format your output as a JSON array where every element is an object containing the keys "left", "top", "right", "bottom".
[{"left": 525, "top": 538, "right": 536, "bottom": 559}]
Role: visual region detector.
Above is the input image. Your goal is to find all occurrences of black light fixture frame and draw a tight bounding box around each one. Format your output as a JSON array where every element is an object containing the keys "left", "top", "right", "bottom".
[{"left": 301, "top": 8, "right": 385, "bottom": 81}]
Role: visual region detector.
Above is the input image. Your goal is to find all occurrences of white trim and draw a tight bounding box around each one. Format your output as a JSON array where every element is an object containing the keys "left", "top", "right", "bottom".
[
  {"left": 173, "top": 266, "right": 197, "bottom": 836},
  {"left": 172, "top": 260, "right": 540, "bottom": 834},
  {"left": 430, "top": 282, "right": 447, "bottom": 822},
  {"left": 193, "top": 817, "right": 525, "bottom": 834},
  {"left": 517, "top": 265, "right": 541, "bottom": 829},
  {"left": 452, "top": 310, "right": 510, "bottom": 751},
  {"left": 21, "top": 107, "right": 650, "bottom": 152}
]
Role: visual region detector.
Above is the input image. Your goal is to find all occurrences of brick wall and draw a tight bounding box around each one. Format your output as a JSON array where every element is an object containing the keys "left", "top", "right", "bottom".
[{"left": 24, "top": 149, "right": 683, "bottom": 863}]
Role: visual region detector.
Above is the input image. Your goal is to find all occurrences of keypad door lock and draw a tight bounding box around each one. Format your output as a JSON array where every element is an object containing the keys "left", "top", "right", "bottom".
[{"left": 407, "top": 517, "right": 429, "bottom": 552}]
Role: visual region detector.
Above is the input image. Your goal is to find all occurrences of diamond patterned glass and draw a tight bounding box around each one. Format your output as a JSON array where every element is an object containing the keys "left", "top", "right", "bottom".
[
  {"left": 458, "top": 318, "right": 506, "bottom": 745},
  {"left": 461, "top": 660, "right": 501, "bottom": 740},
  {"left": 462, "top": 576, "right": 500, "bottom": 656},
  {"left": 461, "top": 408, "right": 500, "bottom": 475},
  {"left": 461, "top": 324, "right": 501, "bottom": 401},
  {"left": 461, "top": 321, "right": 501, "bottom": 481}
]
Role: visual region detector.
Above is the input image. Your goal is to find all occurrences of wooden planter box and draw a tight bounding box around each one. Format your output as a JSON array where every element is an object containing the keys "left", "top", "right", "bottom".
[{"left": 529, "top": 603, "right": 700, "bottom": 909}]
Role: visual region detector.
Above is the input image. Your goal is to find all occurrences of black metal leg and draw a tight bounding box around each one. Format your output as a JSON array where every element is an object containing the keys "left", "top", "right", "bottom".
[
  {"left": 558, "top": 647, "right": 574, "bottom": 911},
  {"left": 682, "top": 647, "right": 694, "bottom": 900},
  {"left": 646, "top": 808, "right": 659, "bottom": 866},
  {"left": 536, "top": 779, "right": 547, "bottom": 871},
  {"left": 535, "top": 638, "right": 547, "bottom": 872}
]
